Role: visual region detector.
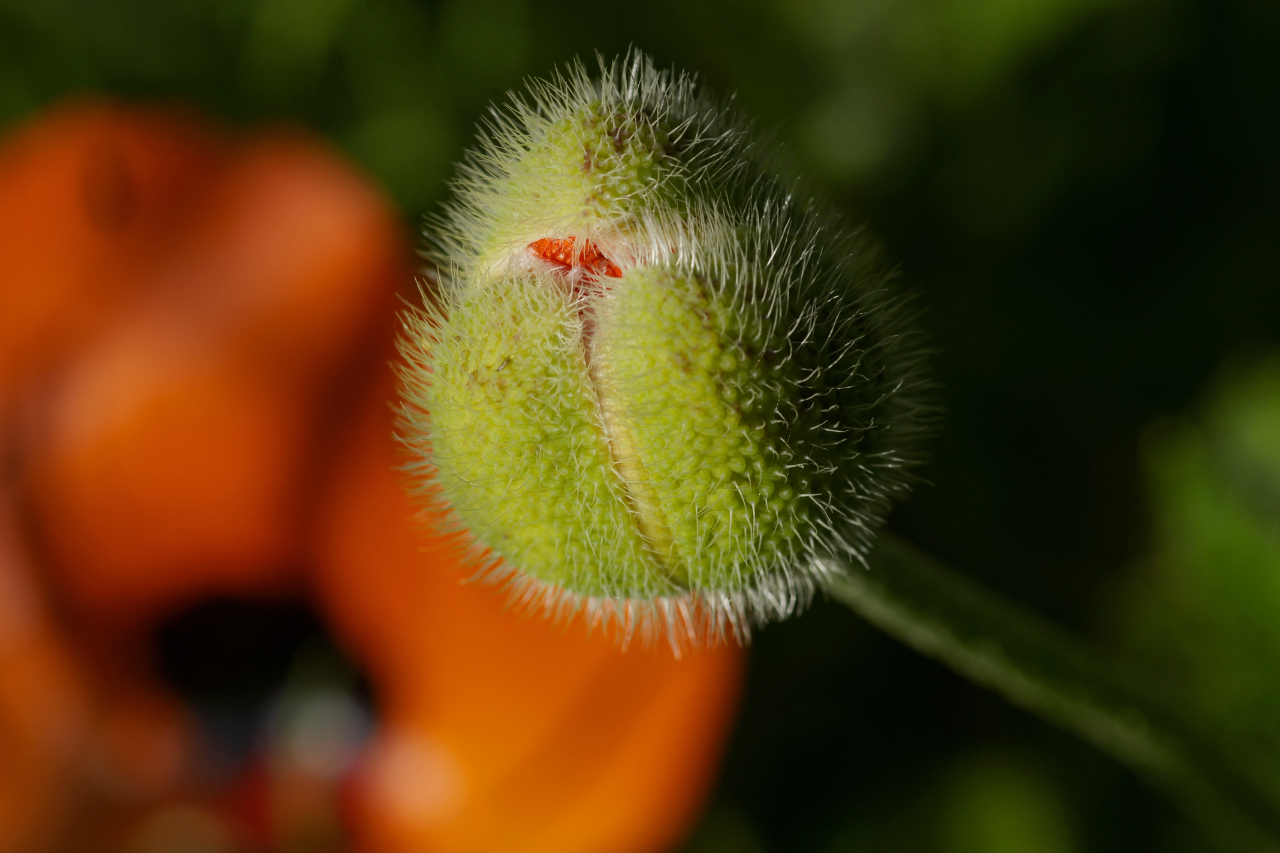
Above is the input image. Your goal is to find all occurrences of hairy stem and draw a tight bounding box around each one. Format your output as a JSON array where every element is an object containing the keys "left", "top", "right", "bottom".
[{"left": 828, "top": 534, "right": 1280, "bottom": 852}]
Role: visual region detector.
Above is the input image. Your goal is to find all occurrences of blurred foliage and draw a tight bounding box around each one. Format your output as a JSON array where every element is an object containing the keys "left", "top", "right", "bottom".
[
  {"left": 1, "top": 0, "right": 1277, "bottom": 850},
  {"left": 1115, "top": 355, "right": 1280, "bottom": 761},
  {"left": 688, "top": 750, "right": 1077, "bottom": 853}
]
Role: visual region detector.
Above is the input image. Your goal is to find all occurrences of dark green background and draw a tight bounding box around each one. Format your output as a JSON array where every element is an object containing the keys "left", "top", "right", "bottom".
[{"left": 4, "top": 0, "right": 1278, "bottom": 849}]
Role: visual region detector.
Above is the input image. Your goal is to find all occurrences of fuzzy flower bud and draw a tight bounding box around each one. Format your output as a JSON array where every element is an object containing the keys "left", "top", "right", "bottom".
[{"left": 400, "top": 52, "right": 928, "bottom": 647}]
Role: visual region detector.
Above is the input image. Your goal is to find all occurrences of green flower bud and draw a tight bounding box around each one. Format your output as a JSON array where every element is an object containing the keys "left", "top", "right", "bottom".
[{"left": 399, "top": 52, "right": 928, "bottom": 647}]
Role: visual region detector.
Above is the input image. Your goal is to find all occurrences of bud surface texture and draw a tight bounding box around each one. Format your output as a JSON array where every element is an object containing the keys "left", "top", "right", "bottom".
[{"left": 401, "top": 52, "right": 928, "bottom": 645}]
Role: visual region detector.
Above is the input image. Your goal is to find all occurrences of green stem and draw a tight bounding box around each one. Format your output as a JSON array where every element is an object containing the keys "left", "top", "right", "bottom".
[{"left": 828, "top": 533, "right": 1280, "bottom": 852}]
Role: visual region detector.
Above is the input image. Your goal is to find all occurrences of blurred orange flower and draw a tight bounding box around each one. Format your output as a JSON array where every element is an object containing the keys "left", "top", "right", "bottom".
[{"left": 0, "top": 102, "right": 744, "bottom": 853}]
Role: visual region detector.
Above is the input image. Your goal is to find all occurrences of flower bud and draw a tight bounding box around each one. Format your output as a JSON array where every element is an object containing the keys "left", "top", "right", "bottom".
[{"left": 400, "top": 52, "right": 927, "bottom": 646}]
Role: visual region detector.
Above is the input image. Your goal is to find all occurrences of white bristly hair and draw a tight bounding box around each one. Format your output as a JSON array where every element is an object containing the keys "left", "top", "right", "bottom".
[{"left": 398, "top": 49, "right": 931, "bottom": 654}]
